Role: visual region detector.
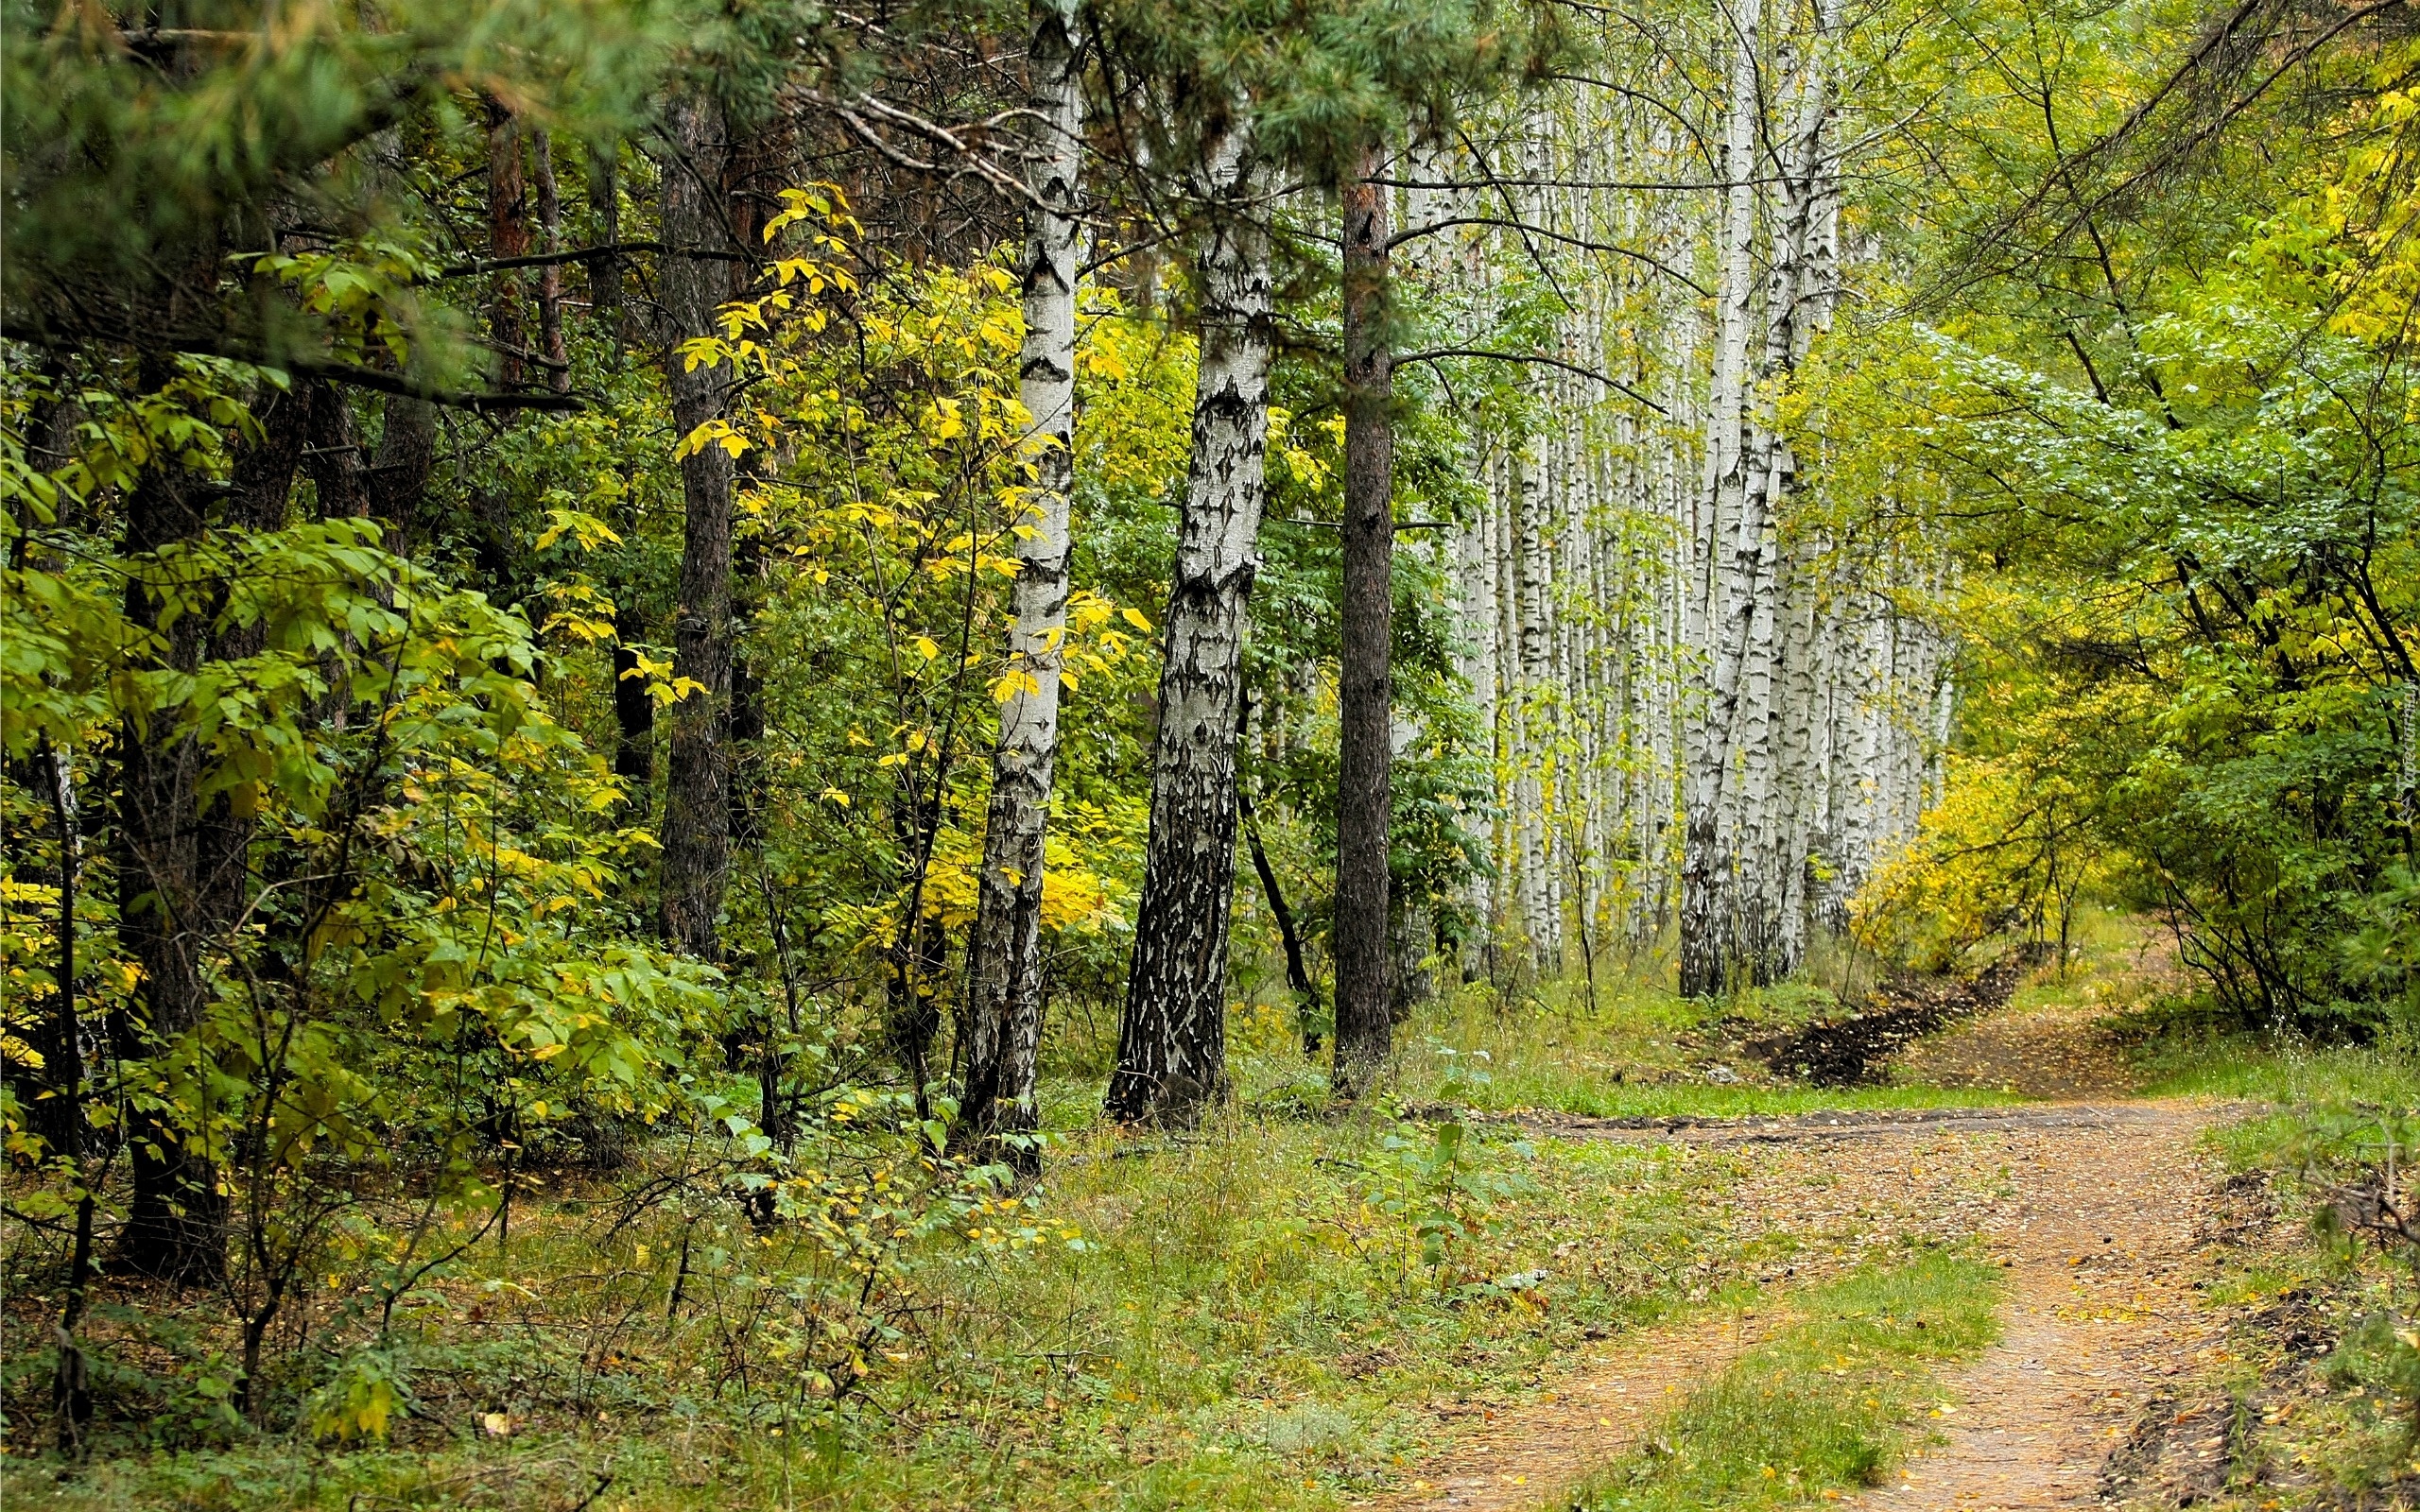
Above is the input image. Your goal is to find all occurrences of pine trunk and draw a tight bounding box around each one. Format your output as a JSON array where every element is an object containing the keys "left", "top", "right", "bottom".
[
  {"left": 486, "top": 103, "right": 528, "bottom": 388},
  {"left": 655, "top": 91, "right": 736, "bottom": 960},
  {"left": 957, "top": 0, "right": 1082, "bottom": 1169},
  {"left": 115, "top": 382, "right": 225, "bottom": 1285},
  {"left": 1105, "top": 125, "right": 1270, "bottom": 1128},
  {"left": 1332, "top": 138, "right": 1395, "bottom": 1096}
]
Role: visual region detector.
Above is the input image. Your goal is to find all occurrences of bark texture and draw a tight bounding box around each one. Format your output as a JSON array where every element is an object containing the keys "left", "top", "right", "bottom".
[
  {"left": 1680, "top": 0, "right": 1768, "bottom": 1000},
  {"left": 654, "top": 90, "right": 737, "bottom": 961},
  {"left": 957, "top": 0, "right": 1083, "bottom": 1170},
  {"left": 486, "top": 103, "right": 529, "bottom": 388},
  {"left": 115, "top": 395, "right": 225, "bottom": 1284},
  {"left": 1332, "top": 139, "right": 1395, "bottom": 1096},
  {"left": 1105, "top": 124, "right": 1270, "bottom": 1128}
]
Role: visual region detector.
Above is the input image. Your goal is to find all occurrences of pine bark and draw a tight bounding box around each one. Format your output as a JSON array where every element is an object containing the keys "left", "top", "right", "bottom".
[
  {"left": 587, "top": 143, "right": 624, "bottom": 359},
  {"left": 1105, "top": 124, "right": 1270, "bottom": 1128},
  {"left": 486, "top": 103, "right": 529, "bottom": 388},
  {"left": 655, "top": 91, "right": 737, "bottom": 960},
  {"left": 368, "top": 396, "right": 436, "bottom": 552},
  {"left": 533, "top": 131, "right": 572, "bottom": 395},
  {"left": 957, "top": 0, "right": 1083, "bottom": 1170},
  {"left": 115, "top": 374, "right": 225, "bottom": 1284},
  {"left": 1332, "top": 138, "right": 1395, "bottom": 1095}
]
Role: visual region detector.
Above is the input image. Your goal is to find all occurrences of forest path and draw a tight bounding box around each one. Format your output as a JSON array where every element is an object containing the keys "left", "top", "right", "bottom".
[{"left": 1374, "top": 1005, "right": 2222, "bottom": 1511}]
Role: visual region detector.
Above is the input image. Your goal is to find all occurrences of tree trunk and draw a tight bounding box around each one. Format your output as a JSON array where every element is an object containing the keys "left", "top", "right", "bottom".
[
  {"left": 194, "top": 383, "right": 306, "bottom": 941},
  {"left": 1680, "top": 0, "right": 1765, "bottom": 1000},
  {"left": 1331, "top": 137, "right": 1394, "bottom": 1096},
  {"left": 654, "top": 90, "right": 737, "bottom": 960},
  {"left": 587, "top": 141, "right": 625, "bottom": 361},
  {"left": 1241, "top": 778, "right": 1324, "bottom": 1056},
  {"left": 115, "top": 375, "right": 225, "bottom": 1285},
  {"left": 612, "top": 599, "right": 656, "bottom": 796},
  {"left": 487, "top": 102, "right": 529, "bottom": 388},
  {"left": 534, "top": 131, "right": 572, "bottom": 396},
  {"left": 368, "top": 395, "right": 437, "bottom": 553},
  {"left": 957, "top": 0, "right": 1083, "bottom": 1171},
  {"left": 1104, "top": 123, "right": 1270, "bottom": 1128},
  {"left": 1513, "top": 406, "right": 1558, "bottom": 971},
  {"left": 1724, "top": 0, "right": 1842, "bottom": 987}
]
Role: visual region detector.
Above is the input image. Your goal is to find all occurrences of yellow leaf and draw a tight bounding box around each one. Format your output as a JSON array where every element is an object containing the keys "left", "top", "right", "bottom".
[{"left": 1121, "top": 607, "right": 1153, "bottom": 633}]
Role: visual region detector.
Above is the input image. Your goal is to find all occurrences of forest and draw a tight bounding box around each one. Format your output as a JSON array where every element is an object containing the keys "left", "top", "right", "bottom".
[{"left": 5, "top": 0, "right": 2420, "bottom": 1506}]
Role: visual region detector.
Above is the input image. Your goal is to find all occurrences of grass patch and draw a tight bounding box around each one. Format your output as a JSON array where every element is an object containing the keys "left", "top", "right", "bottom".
[
  {"left": 1260, "top": 979, "right": 2025, "bottom": 1120},
  {"left": 1568, "top": 1249, "right": 2005, "bottom": 1512},
  {"left": 2135, "top": 1033, "right": 2420, "bottom": 1108}
]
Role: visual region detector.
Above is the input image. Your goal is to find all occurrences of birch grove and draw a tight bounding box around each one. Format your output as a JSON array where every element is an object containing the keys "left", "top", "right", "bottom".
[{"left": 1401, "top": 0, "right": 1955, "bottom": 998}]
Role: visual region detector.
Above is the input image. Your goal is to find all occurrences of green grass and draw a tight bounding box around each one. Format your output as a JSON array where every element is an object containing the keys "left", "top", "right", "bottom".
[
  {"left": 9, "top": 1111, "right": 1792, "bottom": 1510},
  {"left": 1207, "top": 971, "right": 2028, "bottom": 1123},
  {"left": 2136, "top": 1032, "right": 2420, "bottom": 1107},
  {"left": 8, "top": 925, "right": 2145, "bottom": 1509},
  {"left": 1567, "top": 1249, "right": 2006, "bottom": 1512}
]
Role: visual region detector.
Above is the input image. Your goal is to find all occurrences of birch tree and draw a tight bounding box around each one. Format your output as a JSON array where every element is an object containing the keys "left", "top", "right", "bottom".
[
  {"left": 1104, "top": 120, "right": 1271, "bottom": 1127},
  {"left": 957, "top": 0, "right": 1084, "bottom": 1168},
  {"left": 1679, "top": 0, "right": 1767, "bottom": 999}
]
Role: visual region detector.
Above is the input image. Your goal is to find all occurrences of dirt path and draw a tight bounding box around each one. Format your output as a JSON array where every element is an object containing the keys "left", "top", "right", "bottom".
[
  {"left": 1892, "top": 997, "right": 2145, "bottom": 1100},
  {"left": 1373, "top": 1099, "right": 2223, "bottom": 1512},
  {"left": 1844, "top": 1100, "right": 2216, "bottom": 1512},
  {"left": 1362, "top": 1306, "right": 1788, "bottom": 1510}
]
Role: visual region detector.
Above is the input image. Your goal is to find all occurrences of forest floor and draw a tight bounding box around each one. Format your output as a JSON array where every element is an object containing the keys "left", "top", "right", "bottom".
[
  {"left": 21, "top": 921, "right": 2420, "bottom": 1512},
  {"left": 1373, "top": 1019, "right": 2222, "bottom": 1512}
]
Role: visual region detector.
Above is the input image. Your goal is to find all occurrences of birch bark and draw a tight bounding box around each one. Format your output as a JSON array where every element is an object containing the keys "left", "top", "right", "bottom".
[
  {"left": 958, "top": 0, "right": 1082, "bottom": 1167},
  {"left": 1679, "top": 0, "right": 1766, "bottom": 999},
  {"left": 1105, "top": 122, "right": 1270, "bottom": 1126}
]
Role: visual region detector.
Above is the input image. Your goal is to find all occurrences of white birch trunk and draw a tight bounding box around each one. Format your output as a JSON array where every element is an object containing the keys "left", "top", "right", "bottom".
[
  {"left": 959, "top": 0, "right": 1082, "bottom": 1163},
  {"left": 1106, "top": 123, "right": 1270, "bottom": 1126}
]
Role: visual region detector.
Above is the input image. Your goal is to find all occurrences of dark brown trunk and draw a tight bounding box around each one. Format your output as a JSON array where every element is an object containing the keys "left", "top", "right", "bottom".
[
  {"left": 114, "top": 371, "right": 226, "bottom": 1285},
  {"left": 367, "top": 395, "right": 437, "bottom": 553},
  {"left": 1331, "top": 143, "right": 1394, "bottom": 1096},
  {"left": 533, "top": 131, "right": 572, "bottom": 395},
  {"left": 587, "top": 142, "right": 624, "bottom": 360},
  {"left": 728, "top": 534, "right": 765, "bottom": 849},
  {"left": 303, "top": 383, "right": 372, "bottom": 727},
  {"left": 487, "top": 102, "right": 529, "bottom": 387},
  {"left": 304, "top": 382, "right": 371, "bottom": 520},
  {"left": 195, "top": 382, "right": 307, "bottom": 939},
  {"left": 654, "top": 90, "right": 736, "bottom": 960},
  {"left": 612, "top": 599, "right": 656, "bottom": 795},
  {"left": 1241, "top": 779, "right": 1323, "bottom": 1056},
  {"left": 884, "top": 772, "right": 949, "bottom": 1114}
]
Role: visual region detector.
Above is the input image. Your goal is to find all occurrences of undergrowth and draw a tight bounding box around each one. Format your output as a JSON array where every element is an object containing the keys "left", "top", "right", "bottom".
[{"left": 3, "top": 1104, "right": 1789, "bottom": 1510}]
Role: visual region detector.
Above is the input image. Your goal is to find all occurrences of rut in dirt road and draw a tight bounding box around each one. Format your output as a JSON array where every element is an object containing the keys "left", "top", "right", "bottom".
[
  {"left": 1843, "top": 1101, "right": 2217, "bottom": 1512},
  {"left": 1373, "top": 1100, "right": 2221, "bottom": 1512}
]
